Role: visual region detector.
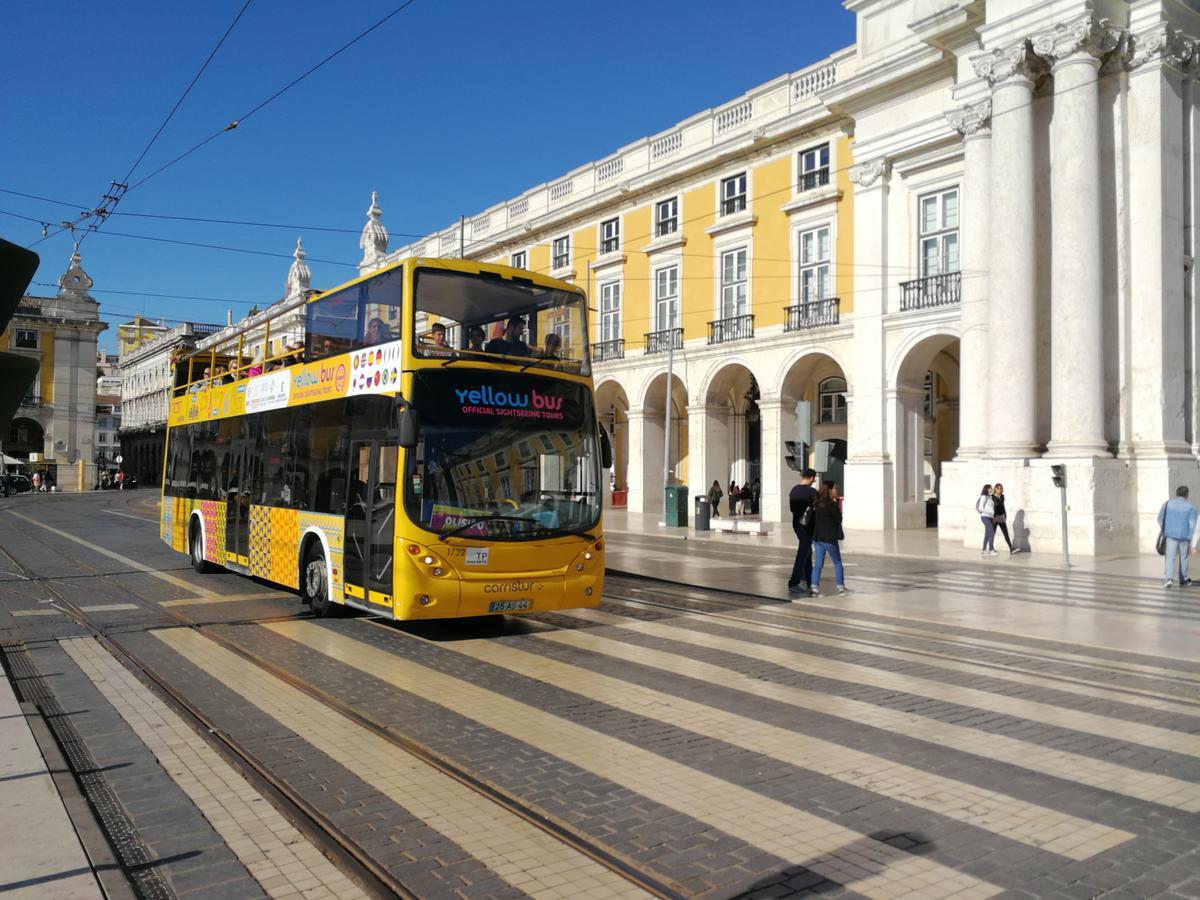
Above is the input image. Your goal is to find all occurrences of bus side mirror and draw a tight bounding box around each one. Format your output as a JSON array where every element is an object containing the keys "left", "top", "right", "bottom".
[
  {"left": 398, "top": 407, "right": 420, "bottom": 449},
  {"left": 599, "top": 426, "right": 613, "bottom": 469}
]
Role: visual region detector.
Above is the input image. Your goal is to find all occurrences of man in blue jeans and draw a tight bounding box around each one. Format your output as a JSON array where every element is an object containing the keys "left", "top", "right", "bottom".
[{"left": 1158, "top": 485, "right": 1198, "bottom": 588}]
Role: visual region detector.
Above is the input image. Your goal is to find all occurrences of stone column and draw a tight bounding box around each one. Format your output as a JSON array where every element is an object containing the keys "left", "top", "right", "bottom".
[
  {"left": 946, "top": 100, "right": 991, "bottom": 458},
  {"left": 757, "top": 397, "right": 792, "bottom": 523},
  {"left": 972, "top": 43, "right": 1044, "bottom": 457},
  {"left": 686, "top": 404, "right": 729, "bottom": 503},
  {"left": 1034, "top": 15, "right": 1119, "bottom": 457},
  {"left": 1124, "top": 24, "right": 1192, "bottom": 457},
  {"left": 624, "top": 407, "right": 656, "bottom": 514},
  {"left": 842, "top": 158, "right": 895, "bottom": 530}
]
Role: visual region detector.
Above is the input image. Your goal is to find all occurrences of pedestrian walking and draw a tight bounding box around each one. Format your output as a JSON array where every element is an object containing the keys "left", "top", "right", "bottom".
[
  {"left": 992, "top": 483, "right": 1021, "bottom": 554},
  {"left": 707, "top": 479, "right": 724, "bottom": 518},
  {"left": 31, "top": 471, "right": 41, "bottom": 493},
  {"left": 976, "top": 484, "right": 997, "bottom": 557},
  {"left": 1, "top": 472, "right": 10, "bottom": 498},
  {"left": 728, "top": 481, "right": 739, "bottom": 517},
  {"left": 1158, "top": 485, "right": 1198, "bottom": 588},
  {"left": 786, "top": 468, "right": 818, "bottom": 597},
  {"left": 810, "top": 481, "right": 848, "bottom": 596}
]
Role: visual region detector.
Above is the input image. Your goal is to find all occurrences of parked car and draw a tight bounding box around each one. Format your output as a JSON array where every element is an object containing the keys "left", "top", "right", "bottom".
[{"left": 6, "top": 474, "right": 32, "bottom": 494}]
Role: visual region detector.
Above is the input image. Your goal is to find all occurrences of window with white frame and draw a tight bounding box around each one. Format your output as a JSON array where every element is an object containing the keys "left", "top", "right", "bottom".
[
  {"left": 551, "top": 235, "right": 570, "bottom": 270},
  {"left": 14, "top": 329, "right": 37, "bottom": 349},
  {"left": 719, "top": 248, "right": 748, "bottom": 319},
  {"left": 799, "top": 143, "right": 830, "bottom": 191},
  {"left": 819, "top": 376, "right": 848, "bottom": 424},
  {"left": 918, "top": 188, "right": 959, "bottom": 277},
  {"left": 655, "top": 266, "right": 679, "bottom": 331},
  {"left": 600, "top": 281, "right": 621, "bottom": 342},
  {"left": 510, "top": 250, "right": 527, "bottom": 270},
  {"left": 655, "top": 197, "right": 678, "bottom": 236},
  {"left": 600, "top": 218, "right": 620, "bottom": 254},
  {"left": 799, "top": 225, "right": 831, "bottom": 302},
  {"left": 720, "top": 173, "right": 747, "bottom": 216}
]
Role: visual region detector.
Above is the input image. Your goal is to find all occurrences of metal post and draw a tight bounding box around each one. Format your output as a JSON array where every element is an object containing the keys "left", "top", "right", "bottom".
[
  {"left": 1059, "top": 483, "right": 1071, "bottom": 567},
  {"left": 662, "top": 328, "right": 674, "bottom": 517}
]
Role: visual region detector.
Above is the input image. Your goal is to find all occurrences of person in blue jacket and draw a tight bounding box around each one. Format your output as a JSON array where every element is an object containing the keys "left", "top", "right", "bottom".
[{"left": 1158, "top": 485, "right": 1199, "bottom": 588}]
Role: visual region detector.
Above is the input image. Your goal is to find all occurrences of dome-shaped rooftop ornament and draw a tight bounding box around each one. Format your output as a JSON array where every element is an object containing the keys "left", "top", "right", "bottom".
[
  {"left": 359, "top": 190, "right": 389, "bottom": 267},
  {"left": 285, "top": 236, "right": 312, "bottom": 297}
]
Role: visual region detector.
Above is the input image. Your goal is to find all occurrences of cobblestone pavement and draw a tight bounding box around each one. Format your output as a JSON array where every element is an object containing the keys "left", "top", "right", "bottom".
[{"left": 1, "top": 491, "right": 1197, "bottom": 899}]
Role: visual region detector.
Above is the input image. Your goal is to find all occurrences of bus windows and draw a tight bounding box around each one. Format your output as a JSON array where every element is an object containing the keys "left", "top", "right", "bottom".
[
  {"left": 306, "top": 268, "right": 403, "bottom": 357},
  {"left": 412, "top": 267, "right": 590, "bottom": 374}
]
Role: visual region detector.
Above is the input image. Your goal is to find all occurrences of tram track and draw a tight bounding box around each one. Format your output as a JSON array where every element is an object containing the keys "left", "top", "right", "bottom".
[
  {"left": 0, "top": 505, "right": 685, "bottom": 900},
  {"left": 596, "top": 572, "right": 1200, "bottom": 710}
]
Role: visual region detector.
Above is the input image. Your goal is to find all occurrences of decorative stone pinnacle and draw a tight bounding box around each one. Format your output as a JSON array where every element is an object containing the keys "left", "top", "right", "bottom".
[
  {"left": 1127, "top": 23, "right": 1196, "bottom": 72},
  {"left": 1031, "top": 14, "right": 1120, "bottom": 64},
  {"left": 947, "top": 99, "right": 991, "bottom": 137},
  {"left": 359, "top": 190, "right": 389, "bottom": 266},
  {"left": 971, "top": 41, "right": 1046, "bottom": 86},
  {"left": 286, "top": 236, "right": 311, "bottom": 296},
  {"left": 848, "top": 159, "right": 887, "bottom": 188},
  {"left": 57, "top": 241, "right": 94, "bottom": 298}
]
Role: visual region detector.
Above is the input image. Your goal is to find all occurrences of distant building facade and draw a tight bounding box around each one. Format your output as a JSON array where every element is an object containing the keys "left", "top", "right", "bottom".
[
  {"left": 0, "top": 246, "right": 108, "bottom": 490},
  {"left": 118, "top": 320, "right": 222, "bottom": 485}
]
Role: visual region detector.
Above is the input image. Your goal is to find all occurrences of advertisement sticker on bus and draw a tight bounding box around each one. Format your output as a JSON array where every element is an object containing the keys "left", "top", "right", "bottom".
[
  {"left": 245, "top": 369, "right": 292, "bottom": 413},
  {"left": 291, "top": 360, "right": 348, "bottom": 403},
  {"left": 428, "top": 504, "right": 489, "bottom": 537}
]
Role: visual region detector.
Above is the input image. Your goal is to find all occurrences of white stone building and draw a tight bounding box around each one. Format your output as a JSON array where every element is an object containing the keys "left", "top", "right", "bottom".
[{"left": 359, "top": 0, "right": 1200, "bottom": 556}]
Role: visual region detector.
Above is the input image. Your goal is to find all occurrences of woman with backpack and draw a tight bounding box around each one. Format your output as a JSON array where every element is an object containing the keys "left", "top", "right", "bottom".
[
  {"left": 707, "top": 480, "right": 724, "bottom": 518},
  {"left": 976, "top": 484, "right": 997, "bottom": 557},
  {"left": 810, "top": 481, "right": 849, "bottom": 596}
]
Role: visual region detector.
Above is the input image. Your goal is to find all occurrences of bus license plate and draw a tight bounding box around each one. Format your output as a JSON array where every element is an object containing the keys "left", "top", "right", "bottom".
[{"left": 488, "top": 600, "right": 531, "bottom": 613}]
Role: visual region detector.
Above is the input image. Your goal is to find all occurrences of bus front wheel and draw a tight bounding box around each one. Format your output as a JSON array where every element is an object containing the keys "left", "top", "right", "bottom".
[
  {"left": 189, "top": 521, "right": 213, "bottom": 574},
  {"left": 302, "top": 543, "right": 336, "bottom": 617}
]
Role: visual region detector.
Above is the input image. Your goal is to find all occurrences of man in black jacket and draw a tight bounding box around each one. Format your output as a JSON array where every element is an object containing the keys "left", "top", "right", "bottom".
[{"left": 787, "top": 468, "right": 818, "bottom": 597}]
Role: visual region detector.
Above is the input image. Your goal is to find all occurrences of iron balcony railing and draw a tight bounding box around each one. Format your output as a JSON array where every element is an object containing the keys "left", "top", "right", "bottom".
[
  {"left": 799, "top": 167, "right": 831, "bottom": 192},
  {"left": 720, "top": 195, "right": 747, "bottom": 216},
  {"left": 591, "top": 339, "right": 625, "bottom": 362},
  {"left": 655, "top": 217, "right": 678, "bottom": 237},
  {"left": 707, "top": 314, "right": 754, "bottom": 345},
  {"left": 644, "top": 327, "right": 684, "bottom": 355},
  {"left": 785, "top": 297, "right": 840, "bottom": 332},
  {"left": 899, "top": 271, "right": 961, "bottom": 311}
]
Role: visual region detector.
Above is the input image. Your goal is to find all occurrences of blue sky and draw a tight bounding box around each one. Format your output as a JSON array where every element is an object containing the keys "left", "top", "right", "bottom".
[{"left": 2, "top": 1, "right": 855, "bottom": 351}]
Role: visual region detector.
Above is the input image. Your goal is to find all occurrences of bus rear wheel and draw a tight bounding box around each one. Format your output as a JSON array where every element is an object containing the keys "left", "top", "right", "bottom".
[
  {"left": 302, "top": 543, "right": 336, "bottom": 617},
  {"left": 189, "top": 521, "right": 213, "bottom": 574}
]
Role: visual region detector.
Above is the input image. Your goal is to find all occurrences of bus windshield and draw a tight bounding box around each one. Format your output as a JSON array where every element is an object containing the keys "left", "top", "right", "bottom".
[
  {"left": 405, "top": 369, "right": 601, "bottom": 540},
  {"left": 413, "top": 267, "right": 590, "bottom": 375}
]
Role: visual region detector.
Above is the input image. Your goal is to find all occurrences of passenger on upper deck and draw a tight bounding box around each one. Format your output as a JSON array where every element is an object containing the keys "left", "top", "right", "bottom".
[
  {"left": 365, "top": 317, "right": 393, "bottom": 346},
  {"left": 541, "top": 333, "right": 562, "bottom": 361},
  {"left": 467, "top": 326, "right": 486, "bottom": 352},
  {"left": 430, "top": 322, "right": 448, "bottom": 347},
  {"left": 189, "top": 367, "right": 211, "bottom": 393},
  {"left": 484, "top": 316, "right": 531, "bottom": 357}
]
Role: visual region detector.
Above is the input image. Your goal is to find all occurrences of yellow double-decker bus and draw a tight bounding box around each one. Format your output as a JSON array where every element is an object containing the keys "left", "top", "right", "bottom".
[{"left": 160, "top": 258, "right": 608, "bottom": 619}]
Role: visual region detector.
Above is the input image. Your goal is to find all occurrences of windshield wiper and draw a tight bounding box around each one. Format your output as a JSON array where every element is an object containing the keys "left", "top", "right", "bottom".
[{"left": 439, "top": 514, "right": 594, "bottom": 541}]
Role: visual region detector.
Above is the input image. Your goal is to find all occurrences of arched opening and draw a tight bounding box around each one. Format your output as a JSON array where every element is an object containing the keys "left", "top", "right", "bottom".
[
  {"left": 631, "top": 371, "right": 688, "bottom": 514},
  {"left": 594, "top": 380, "right": 630, "bottom": 507},
  {"left": 778, "top": 353, "right": 849, "bottom": 501},
  {"left": 700, "top": 363, "right": 763, "bottom": 513},
  {"left": 6, "top": 417, "right": 44, "bottom": 459},
  {"left": 894, "top": 334, "right": 960, "bottom": 527}
]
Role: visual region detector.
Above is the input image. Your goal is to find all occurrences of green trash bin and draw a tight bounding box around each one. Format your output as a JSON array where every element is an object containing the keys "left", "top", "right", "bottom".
[{"left": 664, "top": 484, "right": 689, "bottom": 527}]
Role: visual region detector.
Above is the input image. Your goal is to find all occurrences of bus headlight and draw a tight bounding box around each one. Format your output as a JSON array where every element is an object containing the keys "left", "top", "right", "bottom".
[
  {"left": 576, "top": 563, "right": 585, "bottom": 572},
  {"left": 432, "top": 567, "right": 443, "bottom": 577},
  {"left": 419, "top": 594, "right": 432, "bottom": 605},
  {"left": 583, "top": 551, "right": 593, "bottom": 560},
  {"left": 422, "top": 555, "right": 435, "bottom": 565},
  {"left": 584, "top": 587, "right": 593, "bottom": 597}
]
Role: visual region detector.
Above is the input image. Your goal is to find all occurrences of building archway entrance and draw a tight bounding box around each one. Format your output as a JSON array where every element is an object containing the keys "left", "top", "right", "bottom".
[
  {"left": 893, "top": 335, "right": 960, "bottom": 528},
  {"left": 696, "top": 364, "right": 763, "bottom": 515},
  {"left": 595, "top": 381, "right": 630, "bottom": 507},
  {"left": 6, "top": 418, "right": 44, "bottom": 459}
]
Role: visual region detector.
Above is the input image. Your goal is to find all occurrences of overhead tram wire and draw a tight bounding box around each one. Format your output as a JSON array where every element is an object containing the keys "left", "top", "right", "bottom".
[
  {"left": 73, "top": 1, "right": 256, "bottom": 253},
  {"left": 29, "top": 0, "right": 423, "bottom": 250}
]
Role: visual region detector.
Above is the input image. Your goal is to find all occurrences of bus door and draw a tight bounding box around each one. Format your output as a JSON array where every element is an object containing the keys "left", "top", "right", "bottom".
[
  {"left": 223, "top": 420, "right": 253, "bottom": 567},
  {"left": 343, "top": 439, "right": 398, "bottom": 612}
]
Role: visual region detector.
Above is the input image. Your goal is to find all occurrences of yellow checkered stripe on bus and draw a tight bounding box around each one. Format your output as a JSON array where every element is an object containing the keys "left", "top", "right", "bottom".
[{"left": 247, "top": 506, "right": 300, "bottom": 589}]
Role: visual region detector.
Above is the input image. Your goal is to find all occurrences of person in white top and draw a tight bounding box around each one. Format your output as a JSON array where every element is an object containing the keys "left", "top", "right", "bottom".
[{"left": 976, "top": 484, "right": 997, "bottom": 557}]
